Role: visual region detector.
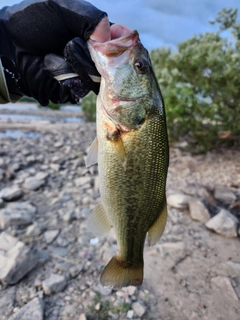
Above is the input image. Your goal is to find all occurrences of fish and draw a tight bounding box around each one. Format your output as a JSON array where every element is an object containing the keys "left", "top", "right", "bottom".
[{"left": 86, "top": 29, "right": 169, "bottom": 289}]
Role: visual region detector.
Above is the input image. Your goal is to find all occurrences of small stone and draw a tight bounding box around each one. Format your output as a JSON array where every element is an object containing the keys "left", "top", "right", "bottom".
[
  {"left": 127, "top": 309, "right": 134, "bottom": 319},
  {"left": 79, "top": 314, "right": 87, "bottom": 320},
  {"left": 0, "top": 187, "right": 23, "bottom": 201},
  {"left": 0, "top": 202, "right": 36, "bottom": 228},
  {"left": 0, "top": 232, "right": 18, "bottom": 251},
  {"left": 131, "top": 301, "right": 146, "bottom": 318},
  {"left": 26, "top": 223, "right": 43, "bottom": 237},
  {"left": 0, "top": 286, "right": 16, "bottom": 318},
  {"left": 74, "top": 176, "right": 92, "bottom": 187},
  {"left": 50, "top": 163, "right": 60, "bottom": 171},
  {"left": 167, "top": 193, "right": 191, "bottom": 209},
  {"left": 205, "top": 208, "right": 239, "bottom": 237},
  {"left": 8, "top": 297, "right": 44, "bottom": 320},
  {"left": 214, "top": 185, "right": 236, "bottom": 205},
  {"left": 35, "top": 172, "right": 49, "bottom": 180},
  {"left": 95, "top": 302, "right": 101, "bottom": 311},
  {"left": 127, "top": 286, "right": 137, "bottom": 296},
  {"left": 69, "top": 265, "right": 83, "bottom": 278},
  {"left": 56, "top": 237, "right": 69, "bottom": 247},
  {"left": 95, "top": 283, "right": 112, "bottom": 296},
  {"left": 0, "top": 239, "right": 39, "bottom": 284},
  {"left": 188, "top": 198, "right": 211, "bottom": 223},
  {"left": 24, "top": 177, "right": 45, "bottom": 191},
  {"left": 62, "top": 211, "right": 76, "bottom": 222},
  {"left": 44, "top": 230, "right": 60, "bottom": 244},
  {"left": 42, "top": 274, "right": 67, "bottom": 295}
]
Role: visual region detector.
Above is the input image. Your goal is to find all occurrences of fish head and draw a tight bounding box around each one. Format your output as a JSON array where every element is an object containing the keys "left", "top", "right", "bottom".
[{"left": 88, "top": 28, "right": 162, "bottom": 130}]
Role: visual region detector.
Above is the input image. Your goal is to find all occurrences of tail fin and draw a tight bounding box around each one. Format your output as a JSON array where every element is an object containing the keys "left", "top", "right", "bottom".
[{"left": 100, "top": 256, "right": 143, "bottom": 289}]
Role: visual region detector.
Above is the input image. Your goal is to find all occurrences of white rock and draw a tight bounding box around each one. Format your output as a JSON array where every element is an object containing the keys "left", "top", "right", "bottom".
[
  {"left": 26, "top": 223, "right": 43, "bottom": 237},
  {"left": 79, "top": 314, "right": 87, "bottom": 320},
  {"left": 127, "top": 309, "right": 134, "bottom": 319},
  {"left": 214, "top": 185, "right": 236, "bottom": 204},
  {"left": 42, "top": 274, "right": 67, "bottom": 295},
  {"left": 24, "top": 177, "right": 45, "bottom": 191},
  {"left": 8, "top": 297, "right": 44, "bottom": 320},
  {"left": 205, "top": 209, "right": 239, "bottom": 237},
  {"left": 0, "top": 232, "right": 18, "bottom": 251},
  {"left": 131, "top": 301, "right": 146, "bottom": 317},
  {"left": 188, "top": 198, "right": 211, "bottom": 223},
  {"left": 44, "top": 230, "right": 60, "bottom": 244},
  {"left": 0, "top": 202, "right": 36, "bottom": 229},
  {"left": 74, "top": 176, "right": 92, "bottom": 187},
  {"left": 0, "top": 187, "right": 23, "bottom": 201},
  {"left": 35, "top": 172, "right": 49, "bottom": 181},
  {"left": 0, "top": 240, "right": 39, "bottom": 284},
  {"left": 0, "top": 286, "right": 16, "bottom": 318},
  {"left": 167, "top": 193, "right": 191, "bottom": 209}
]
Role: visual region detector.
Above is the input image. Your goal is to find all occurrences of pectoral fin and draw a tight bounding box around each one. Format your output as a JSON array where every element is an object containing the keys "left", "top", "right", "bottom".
[
  {"left": 87, "top": 203, "right": 112, "bottom": 236},
  {"left": 148, "top": 199, "right": 168, "bottom": 246},
  {"left": 86, "top": 137, "right": 98, "bottom": 168},
  {"left": 112, "top": 136, "right": 127, "bottom": 170}
]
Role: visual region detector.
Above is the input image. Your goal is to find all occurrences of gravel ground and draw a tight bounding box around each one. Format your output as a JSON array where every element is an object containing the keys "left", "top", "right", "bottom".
[{"left": 0, "top": 116, "right": 239, "bottom": 320}]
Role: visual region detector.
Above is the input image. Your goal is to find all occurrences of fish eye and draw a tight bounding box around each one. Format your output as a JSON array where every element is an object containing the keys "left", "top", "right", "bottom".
[{"left": 134, "top": 59, "right": 148, "bottom": 74}]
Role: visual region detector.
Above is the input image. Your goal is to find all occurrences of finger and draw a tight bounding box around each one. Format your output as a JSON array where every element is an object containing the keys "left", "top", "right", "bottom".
[
  {"left": 90, "top": 16, "right": 111, "bottom": 42},
  {"left": 110, "top": 24, "right": 132, "bottom": 40}
]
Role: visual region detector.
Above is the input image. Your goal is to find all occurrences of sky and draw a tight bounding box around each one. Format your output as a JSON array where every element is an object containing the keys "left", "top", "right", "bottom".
[{"left": 1, "top": 0, "right": 240, "bottom": 51}]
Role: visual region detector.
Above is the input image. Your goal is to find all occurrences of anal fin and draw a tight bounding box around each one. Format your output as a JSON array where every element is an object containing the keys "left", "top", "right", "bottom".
[
  {"left": 148, "top": 198, "right": 168, "bottom": 246},
  {"left": 87, "top": 202, "right": 112, "bottom": 236}
]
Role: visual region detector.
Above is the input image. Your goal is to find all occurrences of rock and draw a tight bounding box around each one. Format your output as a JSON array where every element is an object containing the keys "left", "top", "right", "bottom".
[
  {"left": 35, "top": 172, "right": 49, "bottom": 180},
  {"left": 167, "top": 193, "right": 191, "bottom": 209},
  {"left": 131, "top": 301, "right": 146, "bottom": 317},
  {"left": 62, "top": 211, "right": 76, "bottom": 223},
  {"left": 0, "top": 236, "right": 39, "bottom": 284},
  {"left": 0, "top": 286, "right": 16, "bottom": 318},
  {"left": 26, "top": 223, "right": 43, "bottom": 237},
  {"left": 24, "top": 177, "right": 45, "bottom": 191},
  {"left": 127, "top": 310, "right": 134, "bottom": 319},
  {"left": 0, "top": 202, "right": 36, "bottom": 229},
  {"left": 205, "top": 209, "right": 239, "bottom": 237},
  {"left": 0, "top": 232, "right": 18, "bottom": 251},
  {"left": 42, "top": 274, "right": 67, "bottom": 295},
  {"left": 188, "top": 198, "right": 211, "bottom": 223},
  {"left": 56, "top": 237, "right": 69, "bottom": 247},
  {"left": 211, "top": 276, "right": 238, "bottom": 301},
  {"left": 44, "top": 229, "right": 60, "bottom": 244},
  {"left": 8, "top": 297, "right": 44, "bottom": 320},
  {"left": 0, "top": 187, "right": 23, "bottom": 201},
  {"left": 79, "top": 314, "right": 87, "bottom": 320},
  {"left": 231, "top": 275, "right": 240, "bottom": 300},
  {"left": 0, "top": 198, "right": 4, "bottom": 208},
  {"left": 95, "top": 283, "right": 112, "bottom": 296},
  {"left": 69, "top": 265, "right": 83, "bottom": 278},
  {"left": 74, "top": 176, "right": 92, "bottom": 187},
  {"left": 214, "top": 185, "right": 236, "bottom": 205}
]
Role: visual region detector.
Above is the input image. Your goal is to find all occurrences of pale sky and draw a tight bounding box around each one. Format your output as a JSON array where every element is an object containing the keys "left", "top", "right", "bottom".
[{"left": 0, "top": 0, "right": 239, "bottom": 50}]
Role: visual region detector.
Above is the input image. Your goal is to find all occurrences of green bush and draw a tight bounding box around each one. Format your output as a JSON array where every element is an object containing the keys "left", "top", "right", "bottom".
[
  {"left": 151, "top": 8, "right": 240, "bottom": 151},
  {"left": 81, "top": 91, "right": 97, "bottom": 121}
]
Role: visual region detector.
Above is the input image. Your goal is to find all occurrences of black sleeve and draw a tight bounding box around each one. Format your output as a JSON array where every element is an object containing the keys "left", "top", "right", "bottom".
[
  {"left": 0, "top": 0, "right": 107, "bottom": 105},
  {"left": 2, "top": 0, "right": 107, "bottom": 55}
]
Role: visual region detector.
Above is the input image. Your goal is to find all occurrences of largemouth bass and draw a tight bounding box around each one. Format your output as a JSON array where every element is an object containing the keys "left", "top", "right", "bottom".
[{"left": 86, "top": 30, "right": 169, "bottom": 289}]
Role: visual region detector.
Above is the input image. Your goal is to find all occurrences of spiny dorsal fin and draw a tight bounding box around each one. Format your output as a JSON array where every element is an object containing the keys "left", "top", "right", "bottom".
[
  {"left": 86, "top": 137, "right": 98, "bottom": 168},
  {"left": 87, "top": 202, "right": 112, "bottom": 236},
  {"left": 148, "top": 198, "right": 168, "bottom": 246}
]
